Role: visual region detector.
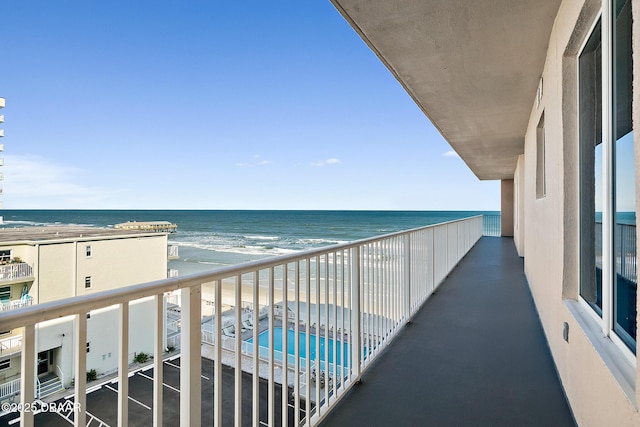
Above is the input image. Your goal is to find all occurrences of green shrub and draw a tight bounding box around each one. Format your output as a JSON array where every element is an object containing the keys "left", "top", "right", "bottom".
[
  {"left": 134, "top": 352, "right": 149, "bottom": 364},
  {"left": 167, "top": 345, "right": 176, "bottom": 352},
  {"left": 86, "top": 369, "right": 97, "bottom": 382}
]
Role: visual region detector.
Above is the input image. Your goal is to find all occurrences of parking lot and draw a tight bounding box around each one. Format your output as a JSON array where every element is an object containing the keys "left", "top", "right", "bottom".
[{"left": 0, "top": 356, "right": 294, "bottom": 426}]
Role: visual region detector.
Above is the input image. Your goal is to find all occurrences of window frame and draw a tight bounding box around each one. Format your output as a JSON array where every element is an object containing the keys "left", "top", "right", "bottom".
[
  {"left": 0, "top": 359, "right": 10, "bottom": 371},
  {"left": 577, "top": 0, "right": 636, "bottom": 364},
  {"left": 536, "top": 112, "right": 546, "bottom": 199},
  {"left": 0, "top": 286, "right": 10, "bottom": 303},
  {"left": 84, "top": 276, "right": 92, "bottom": 289},
  {"left": 0, "top": 250, "right": 11, "bottom": 264}
]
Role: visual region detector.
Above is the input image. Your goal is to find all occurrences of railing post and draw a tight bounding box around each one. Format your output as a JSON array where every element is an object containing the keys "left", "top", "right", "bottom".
[
  {"left": 20, "top": 324, "right": 35, "bottom": 427},
  {"left": 350, "top": 246, "right": 361, "bottom": 381},
  {"left": 180, "top": 285, "right": 202, "bottom": 427},
  {"left": 154, "top": 294, "right": 164, "bottom": 427},
  {"left": 214, "top": 280, "right": 223, "bottom": 427},
  {"left": 404, "top": 234, "right": 411, "bottom": 319},
  {"left": 74, "top": 314, "right": 87, "bottom": 427},
  {"left": 118, "top": 302, "right": 129, "bottom": 426}
]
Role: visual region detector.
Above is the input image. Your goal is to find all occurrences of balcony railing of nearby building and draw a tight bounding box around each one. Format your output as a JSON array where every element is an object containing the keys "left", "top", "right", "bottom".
[
  {"left": 0, "top": 262, "right": 34, "bottom": 283},
  {"left": 0, "top": 335, "right": 22, "bottom": 357},
  {"left": 0, "top": 216, "right": 482, "bottom": 427},
  {"left": 482, "top": 214, "right": 501, "bottom": 237},
  {"left": 0, "top": 296, "right": 33, "bottom": 312},
  {"left": 0, "top": 378, "right": 20, "bottom": 401},
  {"left": 168, "top": 244, "right": 179, "bottom": 260}
]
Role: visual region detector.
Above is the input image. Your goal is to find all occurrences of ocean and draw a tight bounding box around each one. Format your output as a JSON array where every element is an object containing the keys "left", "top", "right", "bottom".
[{"left": 0, "top": 210, "right": 498, "bottom": 276}]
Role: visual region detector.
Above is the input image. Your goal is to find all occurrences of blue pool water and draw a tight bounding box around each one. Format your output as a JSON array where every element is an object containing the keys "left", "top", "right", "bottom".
[{"left": 247, "top": 327, "right": 350, "bottom": 366}]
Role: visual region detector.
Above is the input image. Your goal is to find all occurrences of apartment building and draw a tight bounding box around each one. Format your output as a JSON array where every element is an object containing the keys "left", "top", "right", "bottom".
[{"left": 0, "top": 226, "right": 172, "bottom": 399}]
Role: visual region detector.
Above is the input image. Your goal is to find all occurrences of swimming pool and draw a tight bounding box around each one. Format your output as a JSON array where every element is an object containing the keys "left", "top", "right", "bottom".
[{"left": 246, "top": 327, "right": 350, "bottom": 368}]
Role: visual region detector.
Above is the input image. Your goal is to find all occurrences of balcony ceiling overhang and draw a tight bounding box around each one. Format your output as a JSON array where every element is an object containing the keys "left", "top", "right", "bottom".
[{"left": 330, "top": 0, "right": 561, "bottom": 180}]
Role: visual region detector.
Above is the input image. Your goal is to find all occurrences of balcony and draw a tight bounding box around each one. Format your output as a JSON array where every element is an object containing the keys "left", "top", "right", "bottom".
[
  {"left": 0, "top": 216, "right": 572, "bottom": 426},
  {"left": 320, "top": 237, "right": 574, "bottom": 426},
  {"left": 0, "top": 297, "right": 33, "bottom": 313},
  {"left": 0, "top": 262, "right": 34, "bottom": 284}
]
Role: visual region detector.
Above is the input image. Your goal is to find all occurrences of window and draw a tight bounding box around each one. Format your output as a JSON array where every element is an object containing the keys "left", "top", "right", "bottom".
[
  {"left": 0, "top": 286, "right": 10, "bottom": 303},
  {"left": 85, "top": 245, "right": 92, "bottom": 257},
  {"left": 579, "top": 0, "right": 635, "bottom": 354},
  {"left": 0, "top": 359, "right": 9, "bottom": 371},
  {"left": 85, "top": 276, "right": 92, "bottom": 289},
  {"left": 0, "top": 250, "right": 10, "bottom": 264},
  {"left": 86, "top": 342, "right": 90, "bottom": 353},
  {"left": 536, "top": 112, "right": 546, "bottom": 199}
]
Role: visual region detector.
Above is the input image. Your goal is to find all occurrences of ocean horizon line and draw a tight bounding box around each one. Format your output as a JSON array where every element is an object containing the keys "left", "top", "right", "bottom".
[{"left": 0, "top": 208, "right": 501, "bottom": 213}]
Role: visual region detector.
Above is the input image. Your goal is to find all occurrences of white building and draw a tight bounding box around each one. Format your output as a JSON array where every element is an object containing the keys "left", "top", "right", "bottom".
[{"left": 0, "top": 226, "right": 173, "bottom": 398}]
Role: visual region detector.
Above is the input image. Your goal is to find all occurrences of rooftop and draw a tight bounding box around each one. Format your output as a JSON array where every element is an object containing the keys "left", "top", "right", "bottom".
[{"left": 0, "top": 226, "right": 166, "bottom": 244}]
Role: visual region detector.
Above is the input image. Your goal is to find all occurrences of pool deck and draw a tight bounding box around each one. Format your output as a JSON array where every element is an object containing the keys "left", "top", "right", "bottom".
[{"left": 319, "top": 237, "right": 576, "bottom": 426}]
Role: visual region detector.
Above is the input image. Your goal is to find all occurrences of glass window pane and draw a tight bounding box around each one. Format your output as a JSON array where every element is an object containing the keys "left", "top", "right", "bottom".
[
  {"left": 579, "top": 19, "right": 603, "bottom": 314},
  {"left": 612, "top": 0, "right": 635, "bottom": 351}
]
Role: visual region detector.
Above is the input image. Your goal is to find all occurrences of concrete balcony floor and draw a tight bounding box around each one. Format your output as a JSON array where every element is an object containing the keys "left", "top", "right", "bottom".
[{"left": 320, "top": 237, "right": 576, "bottom": 427}]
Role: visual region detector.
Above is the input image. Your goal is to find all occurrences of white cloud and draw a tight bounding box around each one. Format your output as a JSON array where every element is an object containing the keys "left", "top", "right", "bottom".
[
  {"left": 235, "top": 155, "right": 272, "bottom": 167},
  {"left": 2, "top": 155, "right": 125, "bottom": 208},
  {"left": 442, "top": 150, "right": 460, "bottom": 158},
  {"left": 312, "top": 158, "right": 342, "bottom": 167}
]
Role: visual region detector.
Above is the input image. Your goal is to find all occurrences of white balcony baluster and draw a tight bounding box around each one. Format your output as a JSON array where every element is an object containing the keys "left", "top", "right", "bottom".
[{"left": 0, "top": 216, "right": 483, "bottom": 427}]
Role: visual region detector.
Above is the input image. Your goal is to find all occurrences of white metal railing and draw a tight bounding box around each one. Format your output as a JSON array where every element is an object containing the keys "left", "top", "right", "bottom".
[
  {"left": 166, "top": 334, "right": 180, "bottom": 350},
  {"left": 0, "top": 297, "right": 34, "bottom": 312},
  {"left": 56, "top": 365, "right": 64, "bottom": 389},
  {"left": 0, "top": 378, "right": 20, "bottom": 401},
  {"left": 0, "top": 334, "right": 22, "bottom": 356},
  {"left": 0, "top": 215, "right": 482, "bottom": 427},
  {"left": 168, "top": 245, "right": 179, "bottom": 259},
  {"left": 166, "top": 319, "right": 180, "bottom": 333},
  {"left": 0, "top": 263, "right": 34, "bottom": 283},
  {"left": 482, "top": 214, "right": 501, "bottom": 236}
]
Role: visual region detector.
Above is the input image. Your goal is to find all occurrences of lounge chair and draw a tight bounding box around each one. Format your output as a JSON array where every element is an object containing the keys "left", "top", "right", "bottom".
[{"left": 242, "top": 319, "right": 253, "bottom": 330}]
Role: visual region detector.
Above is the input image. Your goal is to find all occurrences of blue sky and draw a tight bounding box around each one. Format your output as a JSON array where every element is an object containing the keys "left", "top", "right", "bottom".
[{"left": 1, "top": 1, "right": 499, "bottom": 210}]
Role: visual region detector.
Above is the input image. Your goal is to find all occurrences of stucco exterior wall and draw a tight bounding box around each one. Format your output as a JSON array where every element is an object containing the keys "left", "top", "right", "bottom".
[
  {"left": 37, "top": 243, "right": 75, "bottom": 303},
  {"left": 74, "top": 235, "right": 167, "bottom": 294},
  {"left": 23, "top": 234, "right": 168, "bottom": 302},
  {"left": 500, "top": 180, "right": 514, "bottom": 237},
  {"left": 514, "top": 155, "right": 526, "bottom": 256},
  {"left": 35, "top": 298, "right": 157, "bottom": 387},
  {"left": 522, "top": 0, "right": 640, "bottom": 425}
]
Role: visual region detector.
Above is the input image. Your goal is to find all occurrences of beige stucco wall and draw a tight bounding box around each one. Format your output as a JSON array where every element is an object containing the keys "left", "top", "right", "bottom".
[
  {"left": 514, "top": 155, "right": 526, "bottom": 256},
  {"left": 37, "top": 243, "right": 75, "bottom": 303},
  {"left": 28, "top": 234, "right": 168, "bottom": 301},
  {"left": 522, "top": 0, "right": 640, "bottom": 425},
  {"left": 501, "top": 180, "right": 515, "bottom": 237},
  {"left": 74, "top": 235, "right": 167, "bottom": 294}
]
